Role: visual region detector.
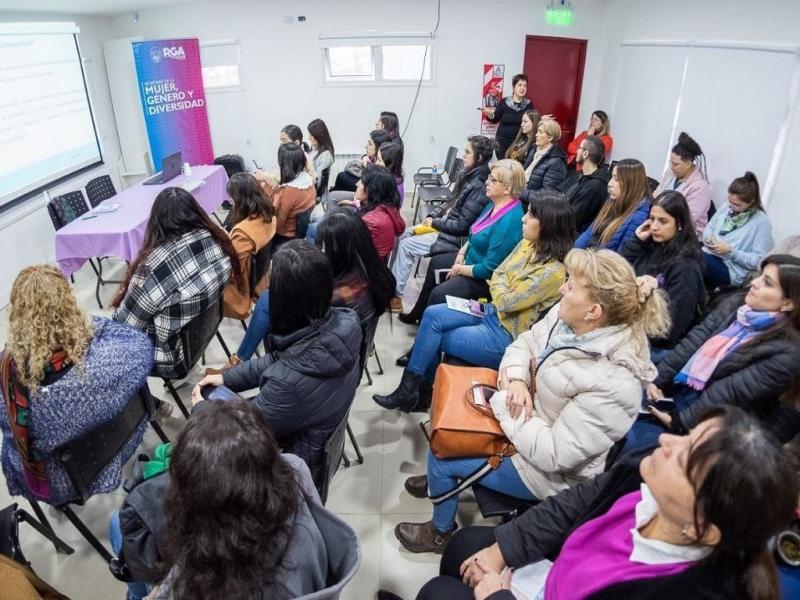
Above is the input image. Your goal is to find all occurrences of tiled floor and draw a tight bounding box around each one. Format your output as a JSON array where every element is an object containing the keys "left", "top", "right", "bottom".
[{"left": 0, "top": 237, "right": 491, "bottom": 599}]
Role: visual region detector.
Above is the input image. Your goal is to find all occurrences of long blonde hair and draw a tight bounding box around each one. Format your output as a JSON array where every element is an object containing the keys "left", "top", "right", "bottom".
[
  {"left": 592, "top": 158, "right": 652, "bottom": 245},
  {"left": 565, "top": 249, "right": 670, "bottom": 350},
  {"left": 5, "top": 266, "right": 93, "bottom": 390}
]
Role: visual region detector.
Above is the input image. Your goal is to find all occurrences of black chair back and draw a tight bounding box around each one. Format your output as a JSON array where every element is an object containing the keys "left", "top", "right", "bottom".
[
  {"left": 0, "top": 504, "right": 25, "bottom": 563},
  {"left": 296, "top": 206, "right": 315, "bottom": 240},
  {"left": 176, "top": 296, "right": 225, "bottom": 377},
  {"left": 318, "top": 413, "right": 349, "bottom": 504},
  {"left": 56, "top": 386, "right": 156, "bottom": 505},
  {"left": 250, "top": 242, "right": 272, "bottom": 295},
  {"left": 49, "top": 191, "right": 90, "bottom": 229},
  {"left": 213, "top": 154, "right": 246, "bottom": 178},
  {"left": 443, "top": 146, "right": 458, "bottom": 177},
  {"left": 646, "top": 176, "right": 659, "bottom": 193},
  {"left": 85, "top": 175, "right": 117, "bottom": 207},
  {"left": 359, "top": 313, "right": 380, "bottom": 373},
  {"left": 316, "top": 167, "right": 331, "bottom": 199}
]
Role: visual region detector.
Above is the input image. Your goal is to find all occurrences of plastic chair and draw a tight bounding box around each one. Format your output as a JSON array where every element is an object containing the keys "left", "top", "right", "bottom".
[
  {"left": 162, "top": 295, "right": 232, "bottom": 418},
  {"left": 318, "top": 413, "right": 350, "bottom": 505},
  {"left": 472, "top": 486, "right": 538, "bottom": 522},
  {"left": 0, "top": 503, "right": 74, "bottom": 563},
  {"left": 27, "top": 385, "right": 168, "bottom": 565},
  {"left": 85, "top": 175, "right": 117, "bottom": 207},
  {"left": 410, "top": 146, "right": 458, "bottom": 219},
  {"left": 412, "top": 158, "right": 466, "bottom": 224},
  {"left": 316, "top": 167, "right": 331, "bottom": 201}
]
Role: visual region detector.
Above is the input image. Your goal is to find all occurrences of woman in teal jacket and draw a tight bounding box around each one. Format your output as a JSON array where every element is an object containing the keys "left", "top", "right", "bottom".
[{"left": 399, "top": 159, "right": 525, "bottom": 325}]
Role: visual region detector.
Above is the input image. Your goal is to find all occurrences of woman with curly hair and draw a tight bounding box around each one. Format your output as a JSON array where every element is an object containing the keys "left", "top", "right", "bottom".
[{"left": 0, "top": 265, "right": 153, "bottom": 505}]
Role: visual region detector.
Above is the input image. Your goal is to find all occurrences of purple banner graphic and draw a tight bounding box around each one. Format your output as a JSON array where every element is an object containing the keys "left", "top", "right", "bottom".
[{"left": 132, "top": 38, "right": 214, "bottom": 169}]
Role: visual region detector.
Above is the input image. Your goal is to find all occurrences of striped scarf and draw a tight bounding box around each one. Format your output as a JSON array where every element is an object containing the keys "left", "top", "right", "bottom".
[
  {"left": 675, "top": 306, "right": 784, "bottom": 390},
  {"left": 1, "top": 349, "right": 70, "bottom": 501}
]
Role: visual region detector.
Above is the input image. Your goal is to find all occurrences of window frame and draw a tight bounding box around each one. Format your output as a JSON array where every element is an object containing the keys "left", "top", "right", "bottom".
[
  {"left": 200, "top": 39, "right": 244, "bottom": 93},
  {"left": 321, "top": 40, "right": 435, "bottom": 88}
]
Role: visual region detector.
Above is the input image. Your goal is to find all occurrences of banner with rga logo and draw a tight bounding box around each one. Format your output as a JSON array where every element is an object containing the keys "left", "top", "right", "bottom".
[{"left": 132, "top": 38, "right": 213, "bottom": 169}]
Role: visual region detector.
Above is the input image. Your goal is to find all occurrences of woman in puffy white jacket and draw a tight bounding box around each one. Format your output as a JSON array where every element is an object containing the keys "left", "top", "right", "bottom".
[{"left": 394, "top": 249, "right": 670, "bottom": 554}]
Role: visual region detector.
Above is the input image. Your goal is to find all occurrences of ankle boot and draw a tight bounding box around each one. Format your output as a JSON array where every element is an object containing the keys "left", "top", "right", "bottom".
[
  {"left": 373, "top": 369, "right": 422, "bottom": 412},
  {"left": 395, "top": 347, "right": 413, "bottom": 367},
  {"left": 414, "top": 378, "right": 434, "bottom": 412}
]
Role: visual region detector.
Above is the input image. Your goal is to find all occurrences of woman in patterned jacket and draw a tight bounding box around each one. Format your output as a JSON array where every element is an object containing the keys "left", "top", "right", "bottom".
[
  {"left": 113, "top": 188, "right": 240, "bottom": 378},
  {"left": 374, "top": 190, "right": 575, "bottom": 413}
]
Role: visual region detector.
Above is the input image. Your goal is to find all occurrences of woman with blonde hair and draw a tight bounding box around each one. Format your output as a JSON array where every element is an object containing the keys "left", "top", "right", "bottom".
[
  {"left": 399, "top": 159, "right": 526, "bottom": 325},
  {"left": 1, "top": 266, "right": 153, "bottom": 505},
  {"left": 518, "top": 118, "right": 569, "bottom": 205},
  {"left": 504, "top": 109, "right": 540, "bottom": 164},
  {"left": 395, "top": 248, "right": 669, "bottom": 554},
  {"left": 576, "top": 158, "right": 653, "bottom": 252}
]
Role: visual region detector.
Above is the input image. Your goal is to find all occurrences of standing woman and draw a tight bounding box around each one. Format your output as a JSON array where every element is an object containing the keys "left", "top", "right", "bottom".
[
  {"left": 621, "top": 191, "right": 705, "bottom": 362},
  {"left": 399, "top": 159, "right": 526, "bottom": 325},
  {"left": 518, "top": 119, "right": 568, "bottom": 204},
  {"left": 483, "top": 73, "right": 534, "bottom": 160},
  {"left": 566, "top": 110, "right": 613, "bottom": 170},
  {"left": 701, "top": 171, "right": 773, "bottom": 289},
  {"left": 221, "top": 173, "right": 276, "bottom": 319},
  {"left": 113, "top": 188, "right": 238, "bottom": 378},
  {"left": 654, "top": 132, "right": 711, "bottom": 237},
  {"left": 307, "top": 118, "right": 335, "bottom": 191},
  {"left": 576, "top": 158, "right": 654, "bottom": 253},
  {"left": 504, "top": 109, "right": 540, "bottom": 164}
]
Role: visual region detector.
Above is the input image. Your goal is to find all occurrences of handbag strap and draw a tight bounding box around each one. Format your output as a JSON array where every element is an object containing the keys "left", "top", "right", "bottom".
[{"left": 427, "top": 445, "right": 514, "bottom": 505}]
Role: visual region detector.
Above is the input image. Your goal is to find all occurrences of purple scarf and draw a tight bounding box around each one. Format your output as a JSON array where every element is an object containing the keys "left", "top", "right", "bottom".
[{"left": 470, "top": 199, "right": 521, "bottom": 236}]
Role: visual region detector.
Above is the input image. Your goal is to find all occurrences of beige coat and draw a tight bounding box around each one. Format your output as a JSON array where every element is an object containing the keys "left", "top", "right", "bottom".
[{"left": 491, "top": 302, "right": 656, "bottom": 499}]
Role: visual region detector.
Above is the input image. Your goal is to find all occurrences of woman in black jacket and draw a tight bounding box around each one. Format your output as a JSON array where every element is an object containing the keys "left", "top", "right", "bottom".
[
  {"left": 626, "top": 254, "right": 800, "bottom": 451},
  {"left": 192, "top": 240, "right": 362, "bottom": 485},
  {"left": 621, "top": 191, "right": 705, "bottom": 362},
  {"left": 390, "top": 135, "right": 494, "bottom": 310},
  {"left": 411, "top": 406, "right": 796, "bottom": 600},
  {"left": 518, "top": 119, "right": 568, "bottom": 207},
  {"left": 482, "top": 74, "right": 534, "bottom": 160}
]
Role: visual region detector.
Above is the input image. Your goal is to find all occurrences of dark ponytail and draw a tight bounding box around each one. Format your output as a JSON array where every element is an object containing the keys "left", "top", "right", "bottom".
[
  {"left": 672, "top": 132, "right": 707, "bottom": 180},
  {"left": 728, "top": 171, "right": 763, "bottom": 211}
]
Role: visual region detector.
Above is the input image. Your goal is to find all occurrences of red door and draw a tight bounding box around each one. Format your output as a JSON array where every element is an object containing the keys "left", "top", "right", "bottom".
[{"left": 522, "top": 35, "right": 587, "bottom": 149}]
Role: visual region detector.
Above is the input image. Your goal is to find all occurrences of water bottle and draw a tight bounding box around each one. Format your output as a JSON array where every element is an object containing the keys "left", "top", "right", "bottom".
[{"left": 432, "top": 163, "right": 439, "bottom": 175}]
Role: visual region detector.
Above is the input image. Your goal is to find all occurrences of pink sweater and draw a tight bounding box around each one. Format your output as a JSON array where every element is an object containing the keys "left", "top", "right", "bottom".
[
  {"left": 655, "top": 168, "right": 711, "bottom": 238},
  {"left": 543, "top": 491, "right": 693, "bottom": 599}
]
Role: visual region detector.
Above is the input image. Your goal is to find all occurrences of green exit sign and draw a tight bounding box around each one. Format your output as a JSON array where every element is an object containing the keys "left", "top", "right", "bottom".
[{"left": 546, "top": 7, "right": 574, "bottom": 25}]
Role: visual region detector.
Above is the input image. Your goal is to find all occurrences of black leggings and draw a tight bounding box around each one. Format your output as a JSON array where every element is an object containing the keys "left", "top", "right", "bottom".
[
  {"left": 407, "top": 252, "right": 491, "bottom": 322},
  {"left": 416, "top": 526, "right": 498, "bottom": 600}
]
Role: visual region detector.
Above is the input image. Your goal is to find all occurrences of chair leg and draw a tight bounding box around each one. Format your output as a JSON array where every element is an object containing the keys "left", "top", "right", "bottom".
[
  {"left": 27, "top": 499, "right": 54, "bottom": 534},
  {"left": 372, "top": 345, "right": 384, "bottom": 375},
  {"left": 88, "top": 259, "right": 104, "bottom": 309},
  {"left": 59, "top": 505, "right": 114, "bottom": 564},
  {"left": 363, "top": 364, "right": 373, "bottom": 386},
  {"left": 216, "top": 332, "right": 232, "bottom": 359},
  {"left": 150, "top": 418, "right": 170, "bottom": 443},
  {"left": 346, "top": 423, "right": 364, "bottom": 465},
  {"left": 17, "top": 509, "right": 75, "bottom": 555},
  {"left": 341, "top": 448, "right": 352, "bottom": 468},
  {"left": 163, "top": 379, "right": 190, "bottom": 419}
]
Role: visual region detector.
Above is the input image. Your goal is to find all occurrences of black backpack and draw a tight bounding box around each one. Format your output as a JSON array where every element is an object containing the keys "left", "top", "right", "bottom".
[{"left": 118, "top": 472, "right": 170, "bottom": 582}]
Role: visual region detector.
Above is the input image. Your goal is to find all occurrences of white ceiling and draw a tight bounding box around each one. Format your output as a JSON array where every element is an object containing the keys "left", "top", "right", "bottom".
[{"left": 0, "top": 0, "right": 198, "bottom": 16}]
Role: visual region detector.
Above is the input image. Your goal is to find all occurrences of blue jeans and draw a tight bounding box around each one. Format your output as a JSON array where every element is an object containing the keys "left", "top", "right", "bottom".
[
  {"left": 427, "top": 448, "right": 537, "bottom": 532},
  {"left": 237, "top": 291, "right": 270, "bottom": 360},
  {"left": 408, "top": 303, "right": 512, "bottom": 380},
  {"left": 305, "top": 221, "right": 319, "bottom": 243},
  {"left": 703, "top": 252, "right": 731, "bottom": 288},
  {"left": 622, "top": 386, "right": 701, "bottom": 455},
  {"left": 109, "top": 511, "right": 150, "bottom": 600}
]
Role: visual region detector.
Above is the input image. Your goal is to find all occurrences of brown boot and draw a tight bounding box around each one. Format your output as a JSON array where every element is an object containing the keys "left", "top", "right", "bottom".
[
  {"left": 395, "top": 520, "right": 457, "bottom": 554},
  {"left": 404, "top": 474, "right": 428, "bottom": 498},
  {"left": 204, "top": 353, "right": 241, "bottom": 376},
  {"left": 390, "top": 297, "right": 403, "bottom": 312}
]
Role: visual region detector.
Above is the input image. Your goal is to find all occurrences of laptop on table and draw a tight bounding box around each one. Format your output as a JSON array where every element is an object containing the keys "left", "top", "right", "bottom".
[{"left": 142, "top": 150, "right": 183, "bottom": 185}]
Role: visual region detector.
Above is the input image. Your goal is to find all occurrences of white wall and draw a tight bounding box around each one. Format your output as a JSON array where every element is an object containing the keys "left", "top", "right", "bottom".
[{"left": 0, "top": 11, "right": 121, "bottom": 306}]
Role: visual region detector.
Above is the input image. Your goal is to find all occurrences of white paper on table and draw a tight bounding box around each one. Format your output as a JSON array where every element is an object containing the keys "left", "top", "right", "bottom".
[
  {"left": 181, "top": 179, "right": 206, "bottom": 193},
  {"left": 93, "top": 203, "right": 120, "bottom": 213},
  {"left": 509, "top": 559, "right": 553, "bottom": 600},
  {"left": 445, "top": 294, "right": 473, "bottom": 315}
]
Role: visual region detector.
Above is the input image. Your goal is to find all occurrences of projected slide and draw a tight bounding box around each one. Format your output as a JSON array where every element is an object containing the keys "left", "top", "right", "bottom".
[{"left": 0, "top": 29, "right": 102, "bottom": 211}]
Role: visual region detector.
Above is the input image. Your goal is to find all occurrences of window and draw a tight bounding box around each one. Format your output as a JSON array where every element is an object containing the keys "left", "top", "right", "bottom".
[
  {"left": 323, "top": 42, "right": 433, "bottom": 84},
  {"left": 200, "top": 41, "right": 242, "bottom": 90}
]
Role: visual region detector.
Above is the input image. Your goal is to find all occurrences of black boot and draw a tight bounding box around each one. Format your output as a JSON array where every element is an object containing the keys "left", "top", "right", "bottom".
[
  {"left": 413, "top": 378, "right": 433, "bottom": 412},
  {"left": 395, "top": 347, "right": 413, "bottom": 367},
  {"left": 397, "top": 312, "right": 418, "bottom": 326},
  {"left": 373, "top": 369, "right": 422, "bottom": 413}
]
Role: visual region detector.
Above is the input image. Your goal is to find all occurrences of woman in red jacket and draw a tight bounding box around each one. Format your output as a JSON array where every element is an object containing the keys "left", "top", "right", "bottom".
[
  {"left": 356, "top": 164, "right": 405, "bottom": 261},
  {"left": 566, "top": 110, "right": 613, "bottom": 171}
]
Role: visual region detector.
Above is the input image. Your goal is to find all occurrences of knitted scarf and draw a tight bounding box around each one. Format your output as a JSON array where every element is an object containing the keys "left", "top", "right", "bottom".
[
  {"left": 0, "top": 349, "right": 70, "bottom": 501},
  {"left": 718, "top": 207, "right": 754, "bottom": 235},
  {"left": 675, "top": 306, "right": 784, "bottom": 390}
]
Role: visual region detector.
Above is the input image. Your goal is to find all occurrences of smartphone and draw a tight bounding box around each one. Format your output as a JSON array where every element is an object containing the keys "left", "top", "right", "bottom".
[
  {"left": 472, "top": 384, "right": 496, "bottom": 406},
  {"left": 200, "top": 385, "right": 241, "bottom": 402},
  {"left": 469, "top": 299, "right": 487, "bottom": 317},
  {"left": 640, "top": 397, "right": 674, "bottom": 414}
]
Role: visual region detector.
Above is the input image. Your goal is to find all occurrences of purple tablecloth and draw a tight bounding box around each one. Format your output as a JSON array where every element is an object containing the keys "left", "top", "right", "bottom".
[{"left": 55, "top": 165, "right": 229, "bottom": 276}]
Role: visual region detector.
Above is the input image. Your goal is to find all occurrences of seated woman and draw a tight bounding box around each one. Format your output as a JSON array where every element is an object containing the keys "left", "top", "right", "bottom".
[
  {"left": 193, "top": 241, "right": 362, "bottom": 482},
  {"left": 504, "top": 109, "right": 539, "bottom": 164},
  {"left": 701, "top": 171, "right": 773, "bottom": 289},
  {"left": 399, "top": 159, "right": 526, "bottom": 325},
  {"left": 147, "top": 399, "right": 353, "bottom": 599},
  {"left": 113, "top": 188, "right": 237, "bottom": 378},
  {"left": 376, "top": 141, "right": 405, "bottom": 205},
  {"left": 374, "top": 190, "right": 574, "bottom": 413},
  {"left": 307, "top": 118, "right": 335, "bottom": 192},
  {"left": 257, "top": 143, "right": 316, "bottom": 249},
  {"left": 393, "top": 249, "right": 668, "bottom": 553},
  {"left": 518, "top": 119, "right": 568, "bottom": 206},
  {"left": 575, "top": 158, "right": 653, "bottom": 252},
  {"left": 355, "top": 164, "right": 406, "bottom": 262},
  {"left": 390, "top": 135, "right": 494, "bottom": 311},
  {"left": 331, "top": 129, "right": 391, "bottom": 194},
  {"left": 376, "top": 111, "right": 403, "bottom": 146},
  {"left": 621, "top": 191, "right": 705, "bottom": 362},
  {"left": 221, "top": 172, "right": 276, "bottom": 319},
  {"left": 565, "top": 109, "right": 613, "bottom": 170},
  {"left": 279, "top": 123, "right": 309, "bottom": 151},
  {"left": 654, "top": 132, "right": 711, "bottom": 237},
  {"left": 627, "top": 254, "right": 800, "bottom": 451},
  {"left": 0, "top": 266, "right": 152, "bottom": 506},
  {"left": 413, "top": 406, "right": 796, "bottom": 600}
]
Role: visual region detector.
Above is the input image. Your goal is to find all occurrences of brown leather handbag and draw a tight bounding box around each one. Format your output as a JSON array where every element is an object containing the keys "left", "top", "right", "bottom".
[{"left": 427, "top": 364, "right": 516, "bottom": 462}]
